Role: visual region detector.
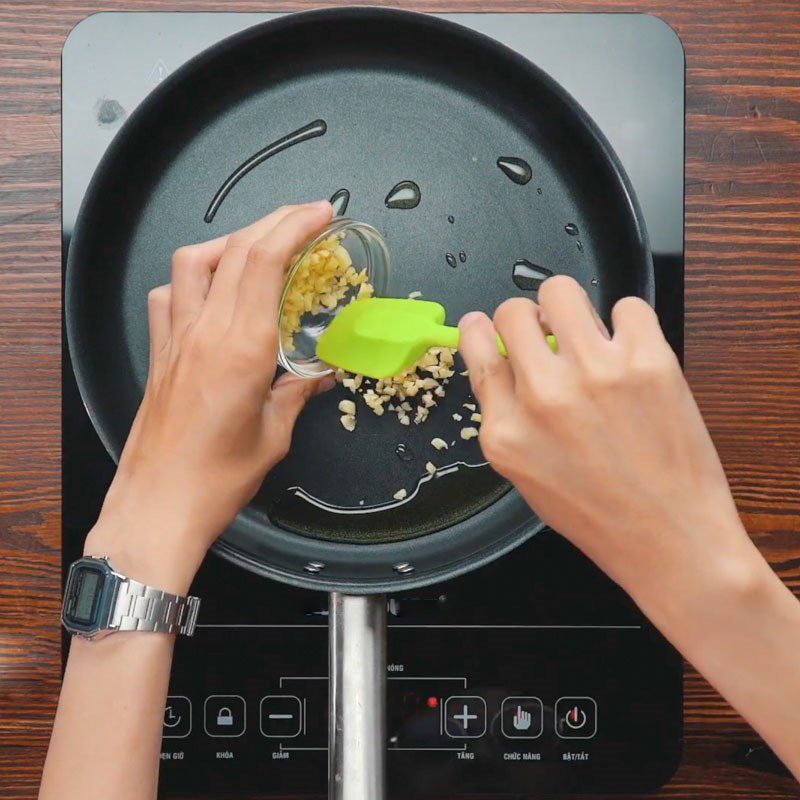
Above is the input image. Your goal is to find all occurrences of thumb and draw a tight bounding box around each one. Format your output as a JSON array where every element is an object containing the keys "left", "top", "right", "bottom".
[
  {"left": 269, "top": 371, "right": 337, "bottom": 430},
  {"left": 459, "top": 311, "right": 515, "bottom": 413}
]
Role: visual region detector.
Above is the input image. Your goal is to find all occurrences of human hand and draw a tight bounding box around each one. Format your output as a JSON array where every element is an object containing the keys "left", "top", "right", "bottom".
[
  {"left": 459, "top": 276, "right": 752, "bottom": 599},
  {"left": 85, "top": 201, "right": 335, "bottom": 592},
  {"left": 460, "top": 279, "right": 800, "bottom": 779}
]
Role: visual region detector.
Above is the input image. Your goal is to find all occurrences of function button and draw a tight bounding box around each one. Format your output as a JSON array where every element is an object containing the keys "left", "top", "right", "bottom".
[
  {"left": 260, "top": 695, "right": 303, "bottom": 738},
  {"left": 204, "top": 695, "right": 246, "bottom": 738},
  {"left": 444, "top": 696, "right": 487, "bottom": 738},
  {"left": 555, "top": 697, "right": 597, "bottom": 739},
  {"left": 163, "top": 695, "right": 192, "bottom": 739},
  {"left": 501, "top": 697, "right": 544, "bottom": 739}
]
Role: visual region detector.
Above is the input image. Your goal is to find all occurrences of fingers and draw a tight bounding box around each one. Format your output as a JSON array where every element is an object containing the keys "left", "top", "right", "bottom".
[
  {"left": 273, "top": 370, "right": 336, "bottom": 400},
  {"left": 204, "top": 204, "right": 314, "bottom": 322},
  {"left": 537, "top": 275, "right": 606, "bottom": 357},
  {"left": 459, "top": 311, "right": 515, "bottom": 414},
  {"left": 493, "top": 297, "right": 555, "bottom": 375},
  {"left": 267, "top": 372, "right": 336, "bottom": 453},
  {"left": 611, "top": 296, "right": 665, "bottom": 351},
  {"left": 231, "top": 202, "right": 333, "bottom": 349},
  {"left": 147, "top": 285, "right": 172, "bottom": 373},
  {"left": 170, "top": 235, "right": 228, "bottom": 338},
  {"left": 587, "top": 300, "right": 611, "bottom": 340}
]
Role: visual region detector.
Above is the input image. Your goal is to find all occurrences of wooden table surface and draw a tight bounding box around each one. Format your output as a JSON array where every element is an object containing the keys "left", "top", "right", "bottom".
[{"left": 1, "top": 1, "right": 798, "bottom": 798}]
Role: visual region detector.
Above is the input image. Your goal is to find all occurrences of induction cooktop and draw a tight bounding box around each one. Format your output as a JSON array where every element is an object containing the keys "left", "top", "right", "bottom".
[{"left": 62, "top": 12, "right": 685, "bottom": 797}]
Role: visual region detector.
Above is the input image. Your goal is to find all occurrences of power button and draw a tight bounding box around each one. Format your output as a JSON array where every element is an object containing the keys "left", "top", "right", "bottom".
[{"left": 555, "top": 697, "right": 597, "bottom": 739}]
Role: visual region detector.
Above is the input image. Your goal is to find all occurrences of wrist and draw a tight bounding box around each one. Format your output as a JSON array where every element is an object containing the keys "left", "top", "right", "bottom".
[
  {"left": 625, "top": 521, "right": 775, "bottom": 646},
  {"left": 84, "top": 500, "right": 209, "bottom": 596}
]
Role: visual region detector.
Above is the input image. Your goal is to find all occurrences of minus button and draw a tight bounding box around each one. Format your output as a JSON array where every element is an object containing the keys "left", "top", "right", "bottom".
[{"left": 260, "top": 696, "right": 303, "bottom": 738}]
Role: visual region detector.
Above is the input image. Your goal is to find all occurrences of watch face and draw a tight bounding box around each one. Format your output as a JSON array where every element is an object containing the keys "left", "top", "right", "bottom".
[{"left": 63, "top": 562, "right": 108, "bottom": 634}]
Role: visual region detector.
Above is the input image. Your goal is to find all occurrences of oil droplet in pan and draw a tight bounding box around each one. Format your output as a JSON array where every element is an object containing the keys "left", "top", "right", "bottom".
[
  {"left": 576, "top": 240, "right": 584, "bottom": 252},
  {"left": 512, "top": 259, "right": 553, "bottom": 291},
  {"left": 205, "top": 119, "right": 327, "bottom": 223},
  {"left": 565, "top": 223, "right": 579, "bottom": 236},
  {"left": 446, "top": 252, "right": 457, "bottom": 268},
  {"left": 395, "top": 443, "right": 414, "bottom": 462},
  {"left": 459, "top": 250, "right": 467, "bottom": 263},
  {"left": 496, "top": 156, "right": 532, "bottom": 185},
  {"left": 329, "top": 188, "right": 350, "bottom": 216},
  {"left": 447, "top": 215, "right": 455, "bottom": 224},
  {"left": 385, "top": 180, "right": 421, "bottom": 209},
  {"left": 590, "top": 277, "right": 599, "bottom": 286}
]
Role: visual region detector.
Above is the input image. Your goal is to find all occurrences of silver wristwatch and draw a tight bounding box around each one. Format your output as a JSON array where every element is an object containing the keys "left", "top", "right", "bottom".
[{"left": 62, "top": 556, "right": 200, "bottom": 639}]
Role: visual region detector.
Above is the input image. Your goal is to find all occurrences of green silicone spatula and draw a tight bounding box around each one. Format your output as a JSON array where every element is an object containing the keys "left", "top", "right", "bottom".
[{"left": 316, "top": 297, "right": 557, "bottom": 379}]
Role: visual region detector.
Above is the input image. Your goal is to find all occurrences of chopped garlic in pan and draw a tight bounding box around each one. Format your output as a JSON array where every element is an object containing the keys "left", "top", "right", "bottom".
[
  {"left": 284, "top": 234, "right": 483, "bottom": 439},
  {"left": 335, "top": 346, "right": 458, "bottom": 430}
]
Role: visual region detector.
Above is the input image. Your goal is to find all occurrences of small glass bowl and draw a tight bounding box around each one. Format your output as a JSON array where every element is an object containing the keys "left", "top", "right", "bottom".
[{"left": 277, "top": 218, "right": 391, "bottom": 378}]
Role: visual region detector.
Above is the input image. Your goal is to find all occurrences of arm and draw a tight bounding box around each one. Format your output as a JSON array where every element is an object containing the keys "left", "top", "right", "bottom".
[
  {"left": 459, "top": 276, "right": 800, "bottom": 779},
  {"left": 39, "top": 201, "right": 334, "bottom": 800}
]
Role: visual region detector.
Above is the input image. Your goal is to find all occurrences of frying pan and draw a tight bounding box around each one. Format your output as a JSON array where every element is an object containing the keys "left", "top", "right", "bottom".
[{"left": 66, "top": 8, "right": 653, "bottom": 798}]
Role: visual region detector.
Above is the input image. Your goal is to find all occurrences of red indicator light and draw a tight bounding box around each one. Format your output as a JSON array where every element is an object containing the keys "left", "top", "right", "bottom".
[{"left": 426, "top": 696, "right": 439, "bottom": 709}]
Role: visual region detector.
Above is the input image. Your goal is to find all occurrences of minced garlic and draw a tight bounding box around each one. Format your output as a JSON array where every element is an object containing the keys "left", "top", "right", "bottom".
[
  {"left": 284, "top": 234, "right": 467, "bottom": 434},
  {"left": 281, "top": 234, "right": 369, "bottom": 353},
  {"left": 335, "top": 346, "right": 457, "bottom": 429}
]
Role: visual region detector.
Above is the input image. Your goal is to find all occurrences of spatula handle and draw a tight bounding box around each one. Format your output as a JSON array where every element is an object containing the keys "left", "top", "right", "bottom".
[{"left": 437, "top": 325, "right": 557, "bottom": 356}]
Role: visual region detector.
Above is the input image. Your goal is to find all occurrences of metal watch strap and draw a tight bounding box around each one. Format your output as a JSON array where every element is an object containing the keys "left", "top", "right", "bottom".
[{"left": 111, "top": 578, "right": 200, "bottom": 636}]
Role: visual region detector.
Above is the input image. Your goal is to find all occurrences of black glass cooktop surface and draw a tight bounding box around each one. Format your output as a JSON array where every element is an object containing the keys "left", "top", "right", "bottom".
[{"left": 63, "top": 12, "right": 685, "bottom": 797}]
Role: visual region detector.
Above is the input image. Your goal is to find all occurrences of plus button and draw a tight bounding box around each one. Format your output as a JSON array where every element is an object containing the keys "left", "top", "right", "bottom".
[
  {"left": 444, "top": 696, "right": 487, "bottom": 738},
  {"left": 453, "top": 704, "right": 478, "bottom": 728}
]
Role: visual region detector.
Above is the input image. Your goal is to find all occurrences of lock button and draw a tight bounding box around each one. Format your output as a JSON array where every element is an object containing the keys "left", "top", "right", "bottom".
[{"left": 204, "top": 695, "right": 246, "bottom": 738}]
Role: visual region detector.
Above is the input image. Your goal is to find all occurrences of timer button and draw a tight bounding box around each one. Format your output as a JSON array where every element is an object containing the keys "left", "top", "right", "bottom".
[{"left": 163, "top": 695, "right": 192, "bottom": 739}]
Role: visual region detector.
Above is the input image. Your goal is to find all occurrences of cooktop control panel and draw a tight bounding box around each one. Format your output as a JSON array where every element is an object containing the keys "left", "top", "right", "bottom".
[
  {"left": 148, "top": 542, "right": 682, "bottom": 797},
  {"left": 63, "top": 11, "right": 685, "bottom": 797}
]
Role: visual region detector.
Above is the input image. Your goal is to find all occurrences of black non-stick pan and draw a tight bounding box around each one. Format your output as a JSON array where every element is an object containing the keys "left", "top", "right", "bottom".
[{"left": 66, "top": 8, "right": 653, "bottom": 798}]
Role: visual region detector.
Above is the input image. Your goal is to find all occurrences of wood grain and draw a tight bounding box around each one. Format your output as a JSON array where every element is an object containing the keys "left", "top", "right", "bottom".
[{"left": 1, "top": 0, "right": 799, "bottom": 798}]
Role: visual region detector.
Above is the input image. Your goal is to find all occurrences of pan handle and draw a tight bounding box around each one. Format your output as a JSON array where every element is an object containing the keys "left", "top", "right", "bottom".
[{"left": 329, "top": 592, "right": 387, "bottom": 800}]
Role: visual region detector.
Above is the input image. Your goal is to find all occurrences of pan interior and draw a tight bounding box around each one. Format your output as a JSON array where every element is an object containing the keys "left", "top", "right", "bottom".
[{"left": 68, "top": 12, "right": 650, "bottom": 550}]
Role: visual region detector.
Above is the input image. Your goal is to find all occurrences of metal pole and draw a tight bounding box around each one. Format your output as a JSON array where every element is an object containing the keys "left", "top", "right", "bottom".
[{"left": 329, "top": 593, "right": 387, "bottom": 800}]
